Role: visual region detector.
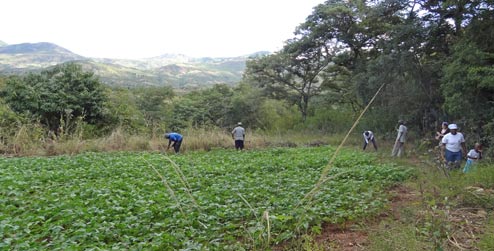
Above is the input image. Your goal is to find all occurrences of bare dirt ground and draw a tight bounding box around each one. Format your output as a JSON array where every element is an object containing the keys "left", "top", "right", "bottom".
[{"left": 314, "top": 184, "right": 419, "bottom": 250}]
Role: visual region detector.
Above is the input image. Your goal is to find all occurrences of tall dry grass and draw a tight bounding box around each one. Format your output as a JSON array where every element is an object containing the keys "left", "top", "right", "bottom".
[{"left": 1, "top": 126, "right": 372, "bottom": 157}]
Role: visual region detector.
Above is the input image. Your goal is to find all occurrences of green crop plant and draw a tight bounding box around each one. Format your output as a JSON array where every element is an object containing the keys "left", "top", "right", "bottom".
[{"left": 0, "top": 146, "right": 411, "bottom": 249}]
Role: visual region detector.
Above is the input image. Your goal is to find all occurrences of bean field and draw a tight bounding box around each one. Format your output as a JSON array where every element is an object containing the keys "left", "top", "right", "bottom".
[{"left": 1, "top": 146, "right": 412, "bottom": 250}]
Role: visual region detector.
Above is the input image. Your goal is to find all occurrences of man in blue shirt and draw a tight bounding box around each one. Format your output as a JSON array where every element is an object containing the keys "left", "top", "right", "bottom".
[{"left": 165, "top": 132, "right": 183, "bottom": 153}]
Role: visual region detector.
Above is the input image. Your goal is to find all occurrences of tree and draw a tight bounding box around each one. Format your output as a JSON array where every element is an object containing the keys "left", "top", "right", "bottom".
[
  {"left": 167, "top": 84, "right": 235, "bottom": 130},
  {"left": 102, "top": 87, "right": 147, "bottom": 134},
  {"left": 293, "top": 0, "right": 457, "bottom": 133},
  {"left": 244, "top": 34, "right": 333, "bottom": 121},
  {"left": 1, "top": 63, "right": 107, "bottom": 133},
  {"left": 227, "top": 82, "right": 265, "bottom": 128},
  {"left": 441, "top": 8, "right": 494, "bottom": 143},
  {"left": 134, "top": 86, "right": 174, "bottom": 128}
]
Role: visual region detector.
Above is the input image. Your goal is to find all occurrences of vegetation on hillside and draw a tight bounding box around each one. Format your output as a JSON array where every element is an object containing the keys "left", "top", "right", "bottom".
[{"left": 0, "top": 43, "right": 246, "bottom": 88}]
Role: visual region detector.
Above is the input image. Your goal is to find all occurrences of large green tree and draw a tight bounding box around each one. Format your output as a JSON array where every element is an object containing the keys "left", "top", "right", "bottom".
[
  {"left": 441, "top": 6, "right": 494, "bottom": 142},
  {"left": 134, "top": 86, "right": 174, "bottom": 128},
  {"left": 244, "top": 34, "right": 333, "bottom": 121},
  {"left": 1, "top": 63, "right": 107, "bottom": 132}
]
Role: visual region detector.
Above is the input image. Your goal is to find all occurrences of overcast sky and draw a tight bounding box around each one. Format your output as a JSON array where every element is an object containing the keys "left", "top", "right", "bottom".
[{"left": 1, "top": 0, "right": 325, "bottom": 59}]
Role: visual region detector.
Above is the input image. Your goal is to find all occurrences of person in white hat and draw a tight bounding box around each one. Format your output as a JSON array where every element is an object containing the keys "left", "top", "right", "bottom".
[
  {"left": 231, "top": 122, "right": 245, "bottom": 150},
  {"left": 440, "top": 123, "right": 466, "bottom": 169}
]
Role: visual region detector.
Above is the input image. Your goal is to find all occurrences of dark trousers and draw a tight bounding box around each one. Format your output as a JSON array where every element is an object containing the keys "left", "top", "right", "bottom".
[
  {"left": 172, "top": 140, "right": 182, "bottom": 153},
  {"left": 363, "top": 138, "right": 378, "bottom": 151},
  {"left": 235, "top": 140, "right": 244, "bottom": 150}
]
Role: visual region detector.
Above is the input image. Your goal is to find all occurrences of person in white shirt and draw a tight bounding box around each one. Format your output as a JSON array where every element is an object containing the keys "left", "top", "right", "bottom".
[
  {"left": 463, "top": 143, "right": 482, "bottom": 173},
  {"left": 231, "top": 122, "right": 245, "bottom": 150},
  {"left": 392, "top": 120, "right": 407, "bottom": 157},
  {"left": 362, "top": 131, "right": 378, "bottom": 151},
  {"left": 441, "top": 123, "right": 467, "bottom": 169}
]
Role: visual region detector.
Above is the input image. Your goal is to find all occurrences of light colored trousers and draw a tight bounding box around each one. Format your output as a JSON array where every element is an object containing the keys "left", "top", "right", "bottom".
[{"left": 391, "top": 141, "right": 404, "bottom": 157}]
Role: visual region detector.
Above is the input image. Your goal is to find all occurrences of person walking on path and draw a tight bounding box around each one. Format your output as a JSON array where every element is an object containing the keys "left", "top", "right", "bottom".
[
  {"left": 391, "top": 120, "right": 407, "bottom": 157},
  {"left": 441, "top": 124, "right": 466, "bottom": 170},
  {"left": 362, "top": 130, "right": 378, "bottom": 151},
  {"left": 463, "top": 143, "right": 482, "bottom": 173},
  {"left": 165, "top": 132, "right": 183, "bottom": 153},
  {"left": 231, "top": 122, "right": 245, "bottom": 150}
]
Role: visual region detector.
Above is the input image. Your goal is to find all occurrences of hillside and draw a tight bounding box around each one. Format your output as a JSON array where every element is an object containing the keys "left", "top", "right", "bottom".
[
  {"left": 0, "top": 42, "right": 255, "bottom": 88},
  {"left": 0, "top": 42, "right": 85, "bottom": 72}
]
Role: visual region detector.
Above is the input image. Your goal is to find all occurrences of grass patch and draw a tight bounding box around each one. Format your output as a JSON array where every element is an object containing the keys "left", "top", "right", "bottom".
[
  {"left": 368, "top": 222, "right": 431, "bottom": 251},
  {"left": 478, "top": 214, "right": 494, "bottom": 250},
  {"left": 365, "top": 155, "right": 494, "bottom": 251}
]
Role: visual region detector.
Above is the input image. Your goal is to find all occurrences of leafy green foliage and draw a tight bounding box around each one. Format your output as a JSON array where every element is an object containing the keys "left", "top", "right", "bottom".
[
  {"left": 101, "top": 87, "right": 147, "bottom": 135},
  {"left": 441, "top": 11, "right": 494, "bottom": 144},
  {"left": 168, "top": 83, "right": 266, "bottom": 131},
  {"left": 240, "top": 0, "right": 494, "bottom": 137},
  {"left": 0, "top": 146, "right": 411, "bottom": 249},
  {"left": 478, "top": 215, "right": 494, "bottom": 250},
  {"left": 244, "top": 41, "right": 329, "bottom": 121},
  {"left": 1, "top": 63, "right": 107, "bottom": 132}
]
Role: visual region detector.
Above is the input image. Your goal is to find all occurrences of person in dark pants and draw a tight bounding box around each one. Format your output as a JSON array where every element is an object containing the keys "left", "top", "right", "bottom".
[
  {"left": 165, "top": 132, "right": 183, "bottom": 153},
  {"left": 231, "top": 122, "right": 245, "bottom": 150},
  {"left": 362, "top": 130, "right": 378, "bottom": 151}
]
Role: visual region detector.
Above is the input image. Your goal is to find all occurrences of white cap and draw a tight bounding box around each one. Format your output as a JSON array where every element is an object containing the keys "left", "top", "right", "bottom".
[{"left": 448, "top": 124, "right": 458, "bottom": 130}]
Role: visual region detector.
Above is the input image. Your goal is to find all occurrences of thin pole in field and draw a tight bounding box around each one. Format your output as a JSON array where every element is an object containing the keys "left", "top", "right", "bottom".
[{"left": 300, "top": 81, "right": 387, "bottom": 207}]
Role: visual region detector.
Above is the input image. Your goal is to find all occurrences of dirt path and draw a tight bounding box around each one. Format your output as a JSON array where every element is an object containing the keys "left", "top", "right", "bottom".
[
  {"left": 315, "top": 184, "right": 419, "bottom": 250},
  {"left": 314, "top": 153, "right": 494, "bottom": 251}
]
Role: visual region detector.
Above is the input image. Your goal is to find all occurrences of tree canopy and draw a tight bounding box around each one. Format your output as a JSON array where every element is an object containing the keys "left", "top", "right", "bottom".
[
  {"left": 1, "top": 63, "right": 107, "bottom": 132},
  {"left": 243, "top": 0, "right": 494, "bottom": 144}
]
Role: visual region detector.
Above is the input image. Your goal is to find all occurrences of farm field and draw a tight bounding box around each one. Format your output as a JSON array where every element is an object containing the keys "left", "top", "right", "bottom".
[{"left": 0, "top": 146, "right": 412, "bottom": 250}]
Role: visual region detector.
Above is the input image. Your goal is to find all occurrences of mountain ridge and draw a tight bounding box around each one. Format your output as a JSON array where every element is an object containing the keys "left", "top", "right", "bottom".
[{"left": 0, "top": 42, "right": 269, "bottom": 88}]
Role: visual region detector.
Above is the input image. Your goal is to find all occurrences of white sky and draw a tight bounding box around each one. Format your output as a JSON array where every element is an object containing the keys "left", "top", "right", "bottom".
[{"left": 1, "top": 0, "right": 325, "bottom": 59}]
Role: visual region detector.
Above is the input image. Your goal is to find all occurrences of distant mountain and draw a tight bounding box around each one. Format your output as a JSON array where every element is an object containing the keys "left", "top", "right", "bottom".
[
  {"left": 0, "top": 42, "right": 258, "bottom": 89},
  {"left": 0, "top": 41, "right": 7, "bottom": 47},
  {"left": 0, "top": 42, "right": 85, "bottom": 71}
]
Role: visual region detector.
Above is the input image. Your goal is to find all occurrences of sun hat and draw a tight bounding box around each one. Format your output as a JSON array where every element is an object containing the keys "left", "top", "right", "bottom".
[
  {"left": 442, "top": 121, "right": 448, "bottom": 126},
  {"left": 237, "top": 122, "right": 242, "bottom": 125},
  {"left": 448, "top": 124, "right": 458, "bottom": 130}
]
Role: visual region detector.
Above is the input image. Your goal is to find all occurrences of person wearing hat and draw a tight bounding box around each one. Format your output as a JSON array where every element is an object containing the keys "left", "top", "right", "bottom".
[
  {"left": 440, "top": 123, "right": 466, "bottom": 169},
  {"left": 164, "top": 132, "right": 183, "bottom": 153},
  {"left": 231, "top": 122, "right": 245, "bottom": 150},
  {"left": 392, "top": 120, "right": 407, "bottom": 157}
]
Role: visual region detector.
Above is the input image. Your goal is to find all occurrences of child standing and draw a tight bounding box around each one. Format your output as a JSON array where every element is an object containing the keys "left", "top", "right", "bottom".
[{"left": 463, "top": 143, "right": 482, "bottom": 173}]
